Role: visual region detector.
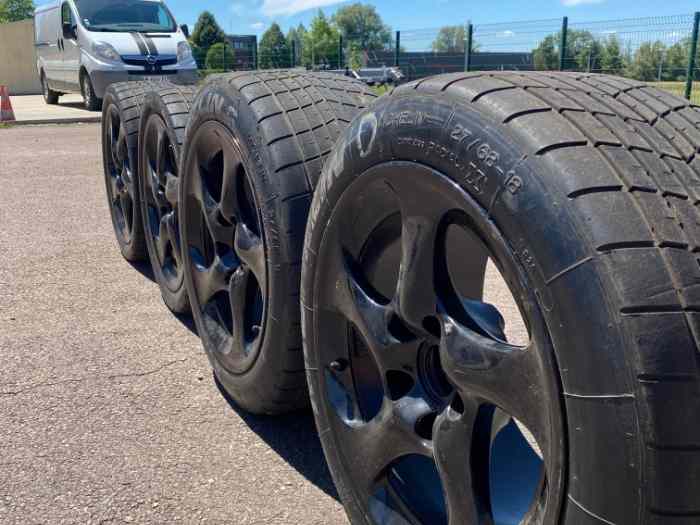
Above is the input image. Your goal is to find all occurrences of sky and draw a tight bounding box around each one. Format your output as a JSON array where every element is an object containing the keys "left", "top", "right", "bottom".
[{"left": 36, "top": 0, "right": 700, "bottom": 40}]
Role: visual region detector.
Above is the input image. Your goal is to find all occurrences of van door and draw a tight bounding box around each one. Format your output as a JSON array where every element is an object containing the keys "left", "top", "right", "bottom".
[
  {"left": 60, "top": 1, "right": 81, "bottom": 90},
  {"left": 35, "top": 6, "right": 62, "bottom": 88}
]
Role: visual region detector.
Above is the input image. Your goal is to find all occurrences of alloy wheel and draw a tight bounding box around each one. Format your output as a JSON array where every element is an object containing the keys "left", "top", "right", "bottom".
[
  {"left": 181, "top": 121, "right": 267, "bottom": 374},
  {"left": 142, "top": 114, "right": 184, "bottom": 289},
  {"left": 105, "top": 106, "right": 136, "bottom": 245},
  {"left": 311, "top": 163, "right": 564, "bottom": 524}
]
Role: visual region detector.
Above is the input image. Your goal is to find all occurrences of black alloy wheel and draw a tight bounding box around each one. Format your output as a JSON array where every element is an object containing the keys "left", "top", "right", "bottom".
[
  {"left": 304, "top": 163, "right": 565, "bottom": 525},
  {"left": 141, "top": 114, "right": 187, "bottom": 309},
  {"left": 180, "top": 121, "right": 267, "bottom": 377},
  {"left": 104, "top": 105, "right": 139, "bottom": 254}
]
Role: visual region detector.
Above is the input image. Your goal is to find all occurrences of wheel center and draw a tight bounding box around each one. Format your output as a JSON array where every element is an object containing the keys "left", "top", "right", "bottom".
[{"left": 417, "top": 343, "right": 453, "bottom": 404}]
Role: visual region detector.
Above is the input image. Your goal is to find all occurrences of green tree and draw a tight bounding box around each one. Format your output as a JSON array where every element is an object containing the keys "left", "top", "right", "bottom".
[
  {"left": 287, "top": 23, "right": 306, "bottom": 66},
  {"left": 303, "top": 10, "right": 340, "bottom": 68},
  {"left": 205, "top": 42, "right": 235, "bottom": 70},
  {"left": 533, "top": 34, "right": 558, "bottom": 70},
  {"left": 0, "top": 0, "right": 34, "bottom": 22},
  {"left": 259, "top": 22, "right": 290, "bottom": 69},
  {"left": 600, "top": 35, "right": 624, "bottom": 74},
  {"left": 190, "top": 11, "right": 225, "bottom": 50},
  {"left": 333, "top": 3, "right": 390, "bottom": 58},
  {"left": 626, "top": 41, "right": 666, "bottom": 81},
  {"left": 533, "top": 30, "right": 604, "bottom": 72},
  {"left": 432, "top": 25, "right": 466, "bottom": 54},
  {"left": 666, "top": 40, "right": 690, "bottom": 81}
]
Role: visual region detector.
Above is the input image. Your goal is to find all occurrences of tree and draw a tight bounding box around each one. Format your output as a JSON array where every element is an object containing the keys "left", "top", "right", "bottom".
[
  {"left": 0, "top": 0, "right": 34, "bottom": 22},
  {"left": 533, "top": 35, "right": 558, "bottom": 71},
  {"left": 333, "top": 3, "right": 390, "bottom": 56},
  {"left": 287, "top": 23, "right": 306, "bottom": 66},
  {"left": 205, "top": 42, "right": 235, "bottom": 70},
  {"left": 626, "top": 41, "right": 666, "bottom": 81},
  {"left": 666, "top": 40, "right": 690, "bottom": 81},
  {"left": 259, "top": 23, "right": 290, "bottom": 69},
  {"left": 532, "top": 30, "right": 602, "bottom": 72},
  {"left": 600, "top": 35, "right": 624, "bottom": 74},
  {"left": 432, "top": 25, "right": 466, "bottom": 54},
  {"left": 303, "top": 10, "right": 340, "bottom": 68},
  {"left": 190, "top": 11, "right": 225, "bottom": 51}
]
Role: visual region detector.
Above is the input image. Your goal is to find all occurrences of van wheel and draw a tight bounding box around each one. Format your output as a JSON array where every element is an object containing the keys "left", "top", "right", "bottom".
[
  {"left": 302, "top": 72, "right": 700, "bottom": 524},
  {"left": 138, "top": 82, "right": 197, "bottom": 313},
  {"left": 81, "top": 73, "right": 102, "bottom": 111},
  {"left": 41, "top": 72, "right": 59, "bottom": 105},
  {"left": 178, "top": 71, "right": 376, "bottom": 415},
  {"left": 101, "top": 82, "right": 154, "bottom": 262}
]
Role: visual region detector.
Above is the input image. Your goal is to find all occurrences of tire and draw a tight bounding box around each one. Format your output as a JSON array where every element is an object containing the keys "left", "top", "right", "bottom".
[
  {"left": 138, "top": 82, "right": 197, "bottom": 313},
  {"left": 41, "top": 72, "right": 59, "bottom": 105},
  {"left": 179, "top": 70, "right": 376, "bottom": 414},
  {"left": 102, "top": 81, "right": 156, "bottom": 262},
  {"left": 302, "top": 71, "right": 700, "bottom": 525},
  {"left": 82, "top": 72, "right": 102, "bottom": 111}
]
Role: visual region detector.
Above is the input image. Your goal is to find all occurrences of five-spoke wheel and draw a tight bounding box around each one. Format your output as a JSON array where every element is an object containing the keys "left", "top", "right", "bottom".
[{"left": 303, "top": 162, "right": 565, "bottom": 525}]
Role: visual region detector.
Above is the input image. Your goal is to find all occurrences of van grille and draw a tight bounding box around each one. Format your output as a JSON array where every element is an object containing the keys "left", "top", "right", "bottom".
[{"left": 121, "top": 55, "right": 178, "bottom": 68}]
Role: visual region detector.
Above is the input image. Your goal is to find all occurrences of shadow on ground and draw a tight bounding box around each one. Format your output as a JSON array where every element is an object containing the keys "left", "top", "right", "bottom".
[{"left": 215, "top": 377, "right": 340, "bottom": 502}]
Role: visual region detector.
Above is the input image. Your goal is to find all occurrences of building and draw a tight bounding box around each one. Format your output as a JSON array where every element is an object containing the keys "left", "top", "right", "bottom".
[{"left": 225, "top": 35, "right": 258, "bottom": 70}]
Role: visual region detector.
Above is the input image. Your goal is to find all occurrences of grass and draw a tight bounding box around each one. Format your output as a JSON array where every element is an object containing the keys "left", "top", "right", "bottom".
[{"left": 649, "top": 81, "right": 699, "bottom": 105}]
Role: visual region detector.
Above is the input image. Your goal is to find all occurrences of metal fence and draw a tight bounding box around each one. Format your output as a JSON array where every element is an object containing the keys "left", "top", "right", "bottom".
[{"left": 193, "top": 12, "right": 700, "bottom": 102}]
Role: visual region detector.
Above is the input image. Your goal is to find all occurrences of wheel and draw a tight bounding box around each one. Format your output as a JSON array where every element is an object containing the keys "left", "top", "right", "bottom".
[
  {"left": 179, "top": 70, "right": 376, "bottom": 414},
  {"left": 81, "top": 72, "right": 102, "bottom": 111},
  {"left": 41, "top": 72, "right": 59, "bottom": 105},
  {"left": 102, "top": 81, "right": 156, "bottom": 262},
  {"left": 138, "top": 83, "right": 197, "bottom": 313},
  {"left": 301, "top": 72, "right": 700, "bottom": 524}
]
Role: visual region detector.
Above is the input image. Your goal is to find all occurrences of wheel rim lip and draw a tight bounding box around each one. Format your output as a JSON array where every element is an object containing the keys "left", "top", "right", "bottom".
[
  {"left": 181, "top": 119, "right": 267, "bottom": 375},
  {"left": 310, "top": 161, "right": 566, "bottom": 524},
  {"left": 104, "top": 105, "right": 134, "bottom": 244},
  {"left": 141, "top": 113, "right": 185, "bottom": 291}
]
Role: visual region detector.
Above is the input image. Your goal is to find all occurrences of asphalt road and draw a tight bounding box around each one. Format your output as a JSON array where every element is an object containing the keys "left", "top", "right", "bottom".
[
  {"left": 0, "top": 123, "right": 527, "bottom": 525},
  {"left": 0, "top": 124, "right": 347, "bottom": 525}
]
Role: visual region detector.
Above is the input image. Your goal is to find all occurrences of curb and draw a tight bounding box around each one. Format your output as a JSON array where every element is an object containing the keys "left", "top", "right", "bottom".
[{"left": 2, "top": 116, "right": 102, "bottom": 127}]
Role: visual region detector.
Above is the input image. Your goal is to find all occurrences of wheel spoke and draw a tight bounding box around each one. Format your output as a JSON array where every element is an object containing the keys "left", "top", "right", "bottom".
[
  {"left": 164, "top": 173, "right": 179, "bottom": 208},
  {"left": 234, "top": 222, "right": 265, "bottom": 292},
  {"left": 388, "top": 178, "right": 445, "bottom": 333},
  {"left": 155, "top": 126, "right": 167, "bottom": 180},
  {"left": 163, "top": 211, "right": 181, "bottom": 266},
  {"left": 432, "top": 398, "right": 485, "bottom": 525},
  {"left": 219, "top": 147, "right": 243, "bottom": 222},
  {"left": 227, "top": 265, "right": 254, "bottom": 355},
  {"left": 439, "top": 315, "right": 547, "bottom": 451},
  {"left": 156, "top": 212, "right": 174, "bottom": 262},
  {"left": 191, "top": 256, "right": 235, "bottom": 305},
  {"left": 330, "top": 402, "right": 432, "bottom": 498}
]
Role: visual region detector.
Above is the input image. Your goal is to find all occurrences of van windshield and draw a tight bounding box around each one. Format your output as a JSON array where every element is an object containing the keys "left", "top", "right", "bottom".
[{"left": 74, "top": 0, "right": 177, "bottom": 33}]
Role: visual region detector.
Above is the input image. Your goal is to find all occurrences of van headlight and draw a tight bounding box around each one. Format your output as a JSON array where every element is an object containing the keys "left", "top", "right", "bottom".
[
  {"left": 177, "top": 41, "right": 193, "bottom": 63},
  {"left": 92, "top": 41, "right": 122, "bottom": 63}
]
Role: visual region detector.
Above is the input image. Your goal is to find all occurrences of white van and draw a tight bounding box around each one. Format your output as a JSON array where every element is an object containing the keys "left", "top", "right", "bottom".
[{"left": 34, "top": 0, "right": 198, "bottom": 110}]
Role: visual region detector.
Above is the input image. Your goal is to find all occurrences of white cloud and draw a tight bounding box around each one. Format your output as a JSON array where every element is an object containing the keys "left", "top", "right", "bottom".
[
  {"left": 261, "top": 0, "right": 347, "bottom": 17},
  {"left": 251, "top": 21, "right": 266, "bottom": 29},
  {"left": 562, "top": 0, "right": 605, "bottom": 5},
  {"left": 230, "top": 3, "right": 246, "bottom": 15}
]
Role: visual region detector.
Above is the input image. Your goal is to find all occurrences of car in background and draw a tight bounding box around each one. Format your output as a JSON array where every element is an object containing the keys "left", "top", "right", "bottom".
[{"left": 34, "top": 0, "right": 197, "bottom": 110}]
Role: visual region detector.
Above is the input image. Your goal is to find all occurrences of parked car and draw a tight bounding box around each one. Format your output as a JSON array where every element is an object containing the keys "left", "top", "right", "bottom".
[{"left": 34, "top": 0, "right": 197, "bottom": 111}]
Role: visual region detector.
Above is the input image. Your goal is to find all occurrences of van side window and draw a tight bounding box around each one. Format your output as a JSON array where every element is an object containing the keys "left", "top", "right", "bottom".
[{"left": 61, "top": 3, "right": 73, "bottom": 26}]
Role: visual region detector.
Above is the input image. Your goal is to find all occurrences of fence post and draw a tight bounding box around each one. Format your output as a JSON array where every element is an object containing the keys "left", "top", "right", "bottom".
[
  {"left": 465, "top": 23, "right": 473, "bottom": 72},
  {"left": 685, "top": 12, "right": 700, "bottom": 100},
  {"left": 559, "top": 16, "right": 568, "bottom": 71},
  {"left": 338, "top": 34, "right": 343, "bottom": 69},
  {"left": 291, "top": 39, "right": 296, "bottom": 68},
  {"left": 395, "top": 31, "right": 401, "bottom": 68}
]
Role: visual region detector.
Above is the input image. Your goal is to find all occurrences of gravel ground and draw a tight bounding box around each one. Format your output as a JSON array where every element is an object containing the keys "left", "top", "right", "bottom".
[
  {"left": 0, "top": 124, "right": 346, "bottom": 525},
  {"left": 0, "top": 123, "right": 530, "bottom": 525}
]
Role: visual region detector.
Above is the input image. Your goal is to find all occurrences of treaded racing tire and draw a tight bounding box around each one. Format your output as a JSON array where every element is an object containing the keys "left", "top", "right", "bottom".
[
  {"left": 102, "top": 81, "right": 155, "bottom": 262},
  {"left": 179, "top": 70, "right": 376, "bottom": 415},
  {"left": 138, "top": 82, "right": 197, "bottom": 313},
  {"left": 301, "top": 71, "right": 700, "bottom": 524}
]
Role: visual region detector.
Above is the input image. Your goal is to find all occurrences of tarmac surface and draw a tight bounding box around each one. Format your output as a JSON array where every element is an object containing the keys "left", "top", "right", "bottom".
[
  {"left": 0, "top": 123, "right": 527, "bottom": 524},
  {"left": 0, "top": 124, "right": 347, "bottom": 525},
  {"left": 6, "top": 94, "right": 100, "bottom": 125}
]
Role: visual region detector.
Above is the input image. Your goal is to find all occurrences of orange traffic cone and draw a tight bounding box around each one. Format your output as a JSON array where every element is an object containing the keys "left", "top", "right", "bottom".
[{"left": 0, "top": 85, "right": 16, "bottom": 122}]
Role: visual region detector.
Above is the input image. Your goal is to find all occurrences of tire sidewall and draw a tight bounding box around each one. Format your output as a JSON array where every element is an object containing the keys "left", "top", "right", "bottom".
[
  {"left": 102, "top": 89, "right": 144, "bottom": 261},
  {"left": 179, "top": 79, "right": 301, "bottom": 414},
  {"left": 138, "top": 92, "right": 188, "bottom": 312}
]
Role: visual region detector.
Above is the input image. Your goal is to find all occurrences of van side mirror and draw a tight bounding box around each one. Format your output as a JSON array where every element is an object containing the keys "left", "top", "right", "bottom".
[
  {"left": 62, "top": 22, "right": 76, "bottom": 39},
  {"left": 180, "top": 24, "right": 190, "bottom": 38}
]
